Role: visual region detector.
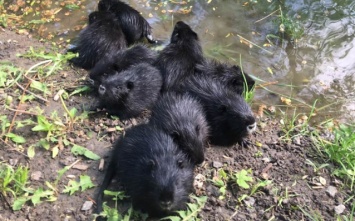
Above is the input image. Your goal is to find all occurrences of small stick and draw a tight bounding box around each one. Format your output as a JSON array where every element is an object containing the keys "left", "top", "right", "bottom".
[
  {"left": 254, "top": 9, "right": 280, "bottom": 23},
  {"left": 255, "top": 81, "right": 279, "bottom": 88},
  {"left": 15, "top": 82, "right": 48, "bottom": 103}
]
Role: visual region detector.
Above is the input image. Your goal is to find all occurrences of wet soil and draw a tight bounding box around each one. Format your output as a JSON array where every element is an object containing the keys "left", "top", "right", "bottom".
[{"left": 0, "top": 29, "right": 354, "bottom": 221}]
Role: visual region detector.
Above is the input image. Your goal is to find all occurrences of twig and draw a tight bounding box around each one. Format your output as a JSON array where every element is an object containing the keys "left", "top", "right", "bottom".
[
  {"left": 254, "top": 9, "right": 280, "bottom": 23},
  {"left": 255, "top": 81, "right": 279, "bottom": 88},
  {"left": 6, "top": 107, "right": 39, "bottom": 116},
  {"left": 237, "top": 34, "right": 273, "bottom": 55},
  {"left": 15, "top": 82, "right": 48, "bottom": 103}
]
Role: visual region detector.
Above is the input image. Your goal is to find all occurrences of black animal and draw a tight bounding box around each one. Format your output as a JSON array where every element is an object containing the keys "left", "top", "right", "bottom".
[
  {"left": 97, "top": 63, "right": 162, "bottom": 119},
  {"left": 68, "top": 11, "right": 127, "bottom": 70},
  {"left": 178, "top": 74, "right": 256, "bottom": 147},
  {"left": 195, "top": 59, "right": 255, "bottom": 94},
  {"left": 149, "top": 93, "right": 209, "bottom": 164},
  {"left": 96, "top": 124, "right": 194, "bottom": 217},
  {"left": 155, "top": 21, "right": 204, "bottom": 92},
  {"left": 89, "top": 44, "right": 158, "bottom": 89},
  {"left": 98, "top": 0, "right": 156, "bottom": 45}
]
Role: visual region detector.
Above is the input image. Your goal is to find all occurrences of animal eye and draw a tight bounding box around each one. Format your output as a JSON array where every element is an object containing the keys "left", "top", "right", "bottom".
[
  {"left": 195, "top": 125, "right": 200, "bottom": 134},
  {"left": 219, "top": 105, "right": 227, "bottom": 113},
  {"left": 127, "top": 81, "right": 134, "bottom": 90},
  {"left": 171, "top": 131, "right": 180, "bottom": 142},
  {"left": 177, "top": 159, "right": 184, "bottom": 169}
]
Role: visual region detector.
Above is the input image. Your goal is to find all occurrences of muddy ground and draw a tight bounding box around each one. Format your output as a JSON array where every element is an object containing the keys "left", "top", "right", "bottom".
[{"left": 0, "top": 29, "right": 354, "bottom": 221}]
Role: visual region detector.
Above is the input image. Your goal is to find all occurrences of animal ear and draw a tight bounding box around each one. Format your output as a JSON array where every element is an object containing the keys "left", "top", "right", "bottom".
[
  {"left": 126, "top": 81, "right": 134, "bottom": 90},
  {"left": 219, "top": 104, "right": 227, "bottom": 113}
]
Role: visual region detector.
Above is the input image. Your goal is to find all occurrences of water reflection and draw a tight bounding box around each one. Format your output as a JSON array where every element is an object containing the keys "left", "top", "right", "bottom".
[{"left": 5, "top": 0, "right": 354, "bottom": 122}]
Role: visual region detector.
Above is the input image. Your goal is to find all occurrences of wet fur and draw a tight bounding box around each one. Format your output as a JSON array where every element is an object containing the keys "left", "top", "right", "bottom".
[
  {"left": 195, "top": 59, "right": 255, "bottom": 94},
  {"left": 179, "top": 74, "right": 256, "bottom": 146},
  {"left": 98, "top": 0, "right": 155, "bottom": 45},
  {"left": 149, "top": 93, "right": 209, "bottom": 164},
  {"left": 97, "top": 63, "right": 162, "bottom": 119},
  {"left": 89, "top": 44, "right": 158, "bottom": 88},
  {"left": 68, "top": 11, "right": 127, "bottom": 70},
  {"left": 155, "top": 21, "right": 204, "bottom": 92}
]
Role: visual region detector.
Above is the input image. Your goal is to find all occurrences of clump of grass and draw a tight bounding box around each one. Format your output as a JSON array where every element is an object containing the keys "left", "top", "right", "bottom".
[{"left": 313, "top": 123, "right": 355, "bottom": 190}]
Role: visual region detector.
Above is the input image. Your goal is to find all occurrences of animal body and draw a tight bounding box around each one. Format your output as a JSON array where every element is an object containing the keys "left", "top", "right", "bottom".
[
  {"left": 195, "top": 59, "right": 255, "bottom": 94},
  {"left": 98, "top": 0, "right": 156, "bottom": 45},
  {"left": 96, "top": 123, "right": 194, "bottom": 217},
  {"left": 155, "top": 21, "right": 204, "bottom": 92},
  {"left": 68, "top": 11, "right": 127, "bottom": 70}
]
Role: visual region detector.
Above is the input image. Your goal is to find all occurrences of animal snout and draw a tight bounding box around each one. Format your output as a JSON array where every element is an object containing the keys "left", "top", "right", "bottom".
[
  {"left": 159, "top": 199, "right": 172, "bottom": 210},
  {"left": 247, "top": 122, "right": 257, "bottom": 134},
  {"left": 99, "top": 85, "right": 106, "bottom": 95}
]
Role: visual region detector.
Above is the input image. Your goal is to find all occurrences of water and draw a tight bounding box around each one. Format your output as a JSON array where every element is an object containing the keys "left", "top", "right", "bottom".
[{"left": 4, "top": 0, "right": 355, "bottom": 123}]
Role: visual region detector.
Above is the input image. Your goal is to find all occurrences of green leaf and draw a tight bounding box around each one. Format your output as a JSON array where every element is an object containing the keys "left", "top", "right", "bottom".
[
  {"left": 31, "top": 188, "right": 54, "bottom": 205},
  {"left": 69, "top": 86, "right": 91, "bottom": 97},
  {"left": 38, "top": 138, "right": 50, "bottom": 150},
  {"left": 79, "top": 175, "right": 95, "bottom": 191},
  {"left": 63, "top": 180, "right": 80, "bottom": 195},
  {"left": 234, "top": 169, "right": 253, "bottom": 189},
  {"left": 6, "top": 133, "right": 26, "bottom": 144},
  {"left": 12, "top": 197, "right": 28, "bottom": 211},
  {"left": 71, "top": 144, "right": 100, "bottom": 160},
  {"left": 30, "top": 80, "right": 49, "bottom": 94}
]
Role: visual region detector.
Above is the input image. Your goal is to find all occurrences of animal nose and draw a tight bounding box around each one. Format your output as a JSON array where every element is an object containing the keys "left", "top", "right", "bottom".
[
  {"left": 247, "top": 122, "right": 257, "bottom": 134},
  {"left": 160, "top": 200, "right": 172, "bottom": 209},
  {"left": 98, "top": 85, "right": 106, "bottom": 95}
]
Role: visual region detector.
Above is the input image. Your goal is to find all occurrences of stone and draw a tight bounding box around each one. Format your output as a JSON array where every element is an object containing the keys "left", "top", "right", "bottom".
[
  {"left": 212, "top": 161, "right": 223, "bottom": 168},
  {"left": 326, "top": 186, "right": 337, "bottom": 198},
  {"left": 81, "top": 201, "right": 93, "bottom": 211},
  {"left": 334, "top": 204, "right": 345, "bottom": 214}
]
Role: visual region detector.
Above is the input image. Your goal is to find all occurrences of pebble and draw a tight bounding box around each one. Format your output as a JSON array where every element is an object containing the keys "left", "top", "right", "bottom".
[
  {"left": 334, "top": 204, "right": 345, "bottom": 214},
  {"left": 31, "top": 171, "right": 42, "bottom": 181},
  {"left": 81, "top": 201, "right": 93, "bottom": 211},
  {"left": 72, "top": 163, "right": 89, "bottom": 171},
  {"left": 212, "top": 161, "right": 223, "bottom": 168},
  {"left": 326, "top": 186, "right": 337, "bottom": 197},
  {"left": 244, "top": 196, "right": 255, "bottom": 207}
]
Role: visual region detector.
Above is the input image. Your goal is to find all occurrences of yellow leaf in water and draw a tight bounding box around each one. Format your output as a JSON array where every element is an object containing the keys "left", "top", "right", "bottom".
[
  {"left": 225, "top": 33, "right": 231, "bottom": 38},
  {"left": 255, "top": 141, "right": 262, "bottom": 147},
  {"left": 267, "top": 67, "right": 273, "bottom": 75},
  {"left": 280, "top": 97, "right": 292, "bottom": 105}
]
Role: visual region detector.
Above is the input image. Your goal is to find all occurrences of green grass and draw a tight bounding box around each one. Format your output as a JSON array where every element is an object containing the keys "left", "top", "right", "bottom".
[{"left": 313, "top": 123, "right": 355, "bottom": 190}]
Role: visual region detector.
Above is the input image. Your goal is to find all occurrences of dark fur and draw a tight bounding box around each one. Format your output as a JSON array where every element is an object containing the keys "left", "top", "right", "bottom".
[
  {"left": 155, "top": 21, "right": 204, "bottom": 92},
  {"left": 149, "top": 93, "right": 209, "bottom": 164},
  {"left": 97, "top": 63, "right": 162, "bottom": 119},
  {"left": 98, "top": 0, "right": 155, "bottom": 45},
  {"left": 68, "top": 11, "right": 127, "bottom": 70},
  {"left": 89, "top": 44, "right": 158, "bottom": 88},
  {"left": 178, "top": 74, "right": 256, "bottom": 146},
  {"left": 96, "top": 124, "right": 194, "bottom": 217},
  {"left": 195, "top": 59, "right": 255, "bottom": 94}
]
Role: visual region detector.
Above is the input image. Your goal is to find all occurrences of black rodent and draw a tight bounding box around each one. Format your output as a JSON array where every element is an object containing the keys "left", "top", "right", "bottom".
[
  {"left": 149, "top": 92, "right": 209, "bottom": 164},
  {"left": 89, "top": 44, "right": 158, "bottom": 89},
  {"left": 178, "top": 74, "right": 256, "bottom": 147},
  {"left": 96, "top": 123, "right": 195, "bottom": 217},
  {"left": 195, "top": 59, "right": 255, "bottom": 94},
  {"left": 98, "top": 0, "right": 156, "bottom": 45},
  {"left": 97, "top": 63, "right": 162, "bottom": 119},
  {"left": 68, "top": 11, "right": 127, "bottom": 70},
  {"left": 155, "top": 21, "right": 204, "bottom": 92}
]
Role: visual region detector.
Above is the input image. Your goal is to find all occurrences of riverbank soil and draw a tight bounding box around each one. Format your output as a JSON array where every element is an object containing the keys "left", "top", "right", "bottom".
[{"left": 0, "top": 29, "right": 353, "bottom": 221}]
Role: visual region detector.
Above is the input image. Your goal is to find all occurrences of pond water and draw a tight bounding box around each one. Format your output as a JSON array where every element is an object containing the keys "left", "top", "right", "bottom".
[{"left": 5, "top": 0, "right": 355, "bottom": 124}]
